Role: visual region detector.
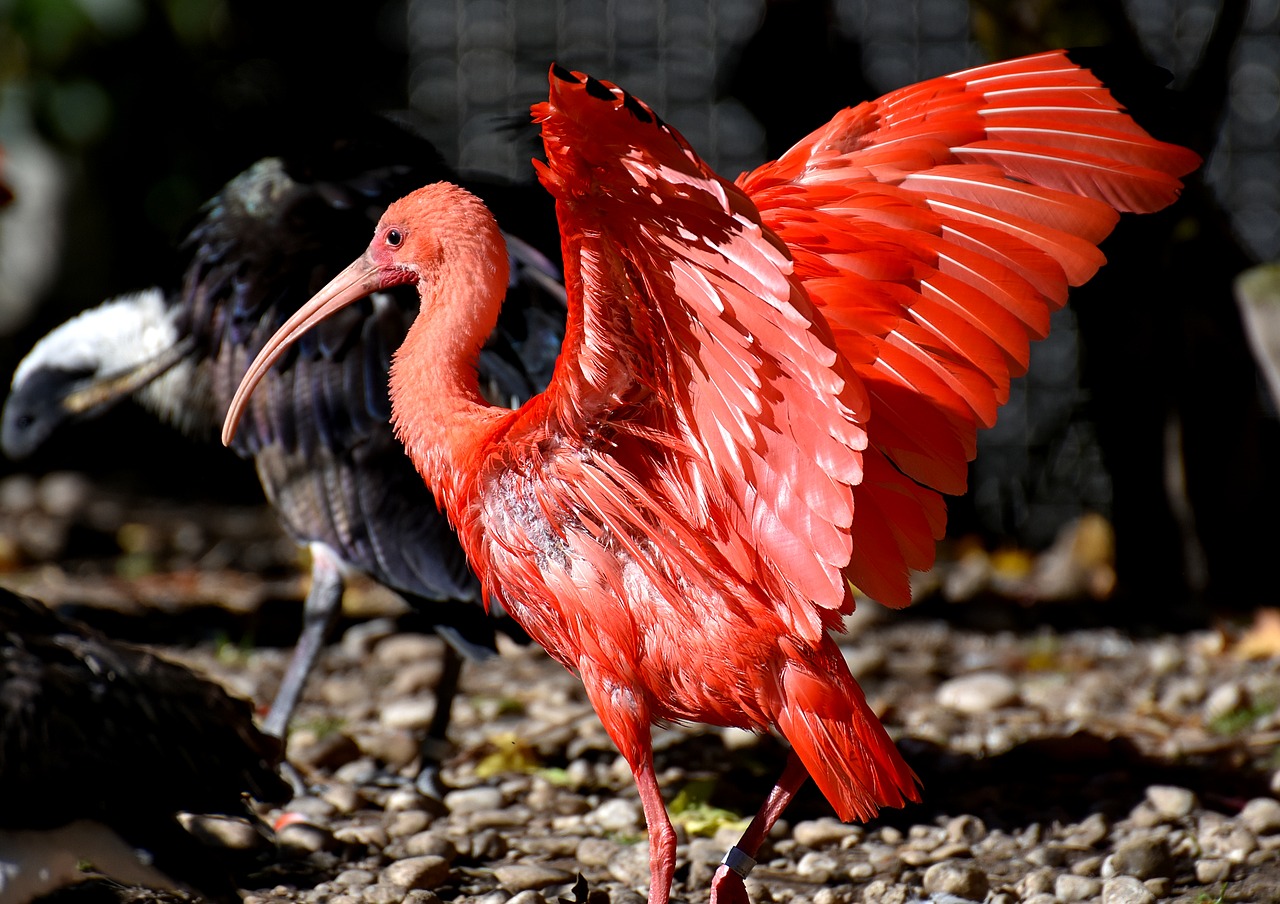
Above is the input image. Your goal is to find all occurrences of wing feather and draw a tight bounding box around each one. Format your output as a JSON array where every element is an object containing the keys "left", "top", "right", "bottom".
[
  {"left": 739, "top": 48, "right": 1198, "bottom": 607},
  {"left": 519, "top": 51, "right": 1196, "bottom": 622},
  {"left": 528, "top": 68, "right": 869, "bottom": 638}
]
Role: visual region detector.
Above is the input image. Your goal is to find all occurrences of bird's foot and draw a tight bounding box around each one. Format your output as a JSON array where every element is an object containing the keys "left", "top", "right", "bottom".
[
  {"left": 414, "top": 762, "right": 449, "bottom": 800},
  {"left": 413, "top": 735, "right": 456, "bottom": 800},
  {"left": 709, "top": 847, "right": 755, "bottom": 904},
  {"left": 280, "top": 759, "right": 310, "bottom": 799},
  {"left": 710, "top": 865, "right": 752, "bottom": 904}
]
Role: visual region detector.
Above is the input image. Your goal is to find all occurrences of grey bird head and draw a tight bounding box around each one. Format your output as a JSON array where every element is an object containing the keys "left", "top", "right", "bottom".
[{"left": 2, "top": 288, "right": 195, "bottom": 460}]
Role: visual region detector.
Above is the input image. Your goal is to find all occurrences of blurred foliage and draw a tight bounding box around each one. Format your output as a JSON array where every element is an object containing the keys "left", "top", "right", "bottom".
[
  {"left": 474, "top": 730, "right": 543, "bottom": 778},
  {"left": 668, "top": 777, "right": 749, "bottom": 837}
]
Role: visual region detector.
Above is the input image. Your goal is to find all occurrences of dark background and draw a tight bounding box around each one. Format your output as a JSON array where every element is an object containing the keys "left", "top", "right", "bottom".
[{"left": 0, "top": 0, "right": 1276, "bottom": 619}]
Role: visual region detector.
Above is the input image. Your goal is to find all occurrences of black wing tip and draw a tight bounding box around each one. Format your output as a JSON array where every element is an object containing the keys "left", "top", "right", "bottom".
[
  {"left": 621, "top": 92, "right": 653, "bottom": 124},
  {"left": 1064, "top": 45, "right": 1190, "bottom": 148},
  {"left": 584, "top": 76, "right": 616, "bottom": 101},
  {"left": 551, "top": 62, "right": 579, "bottom": 83}
]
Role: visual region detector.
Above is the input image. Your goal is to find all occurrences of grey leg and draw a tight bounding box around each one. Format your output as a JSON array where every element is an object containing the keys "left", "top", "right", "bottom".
[{"left": 263, "top": 544, "right": 345, "bottom": 739}]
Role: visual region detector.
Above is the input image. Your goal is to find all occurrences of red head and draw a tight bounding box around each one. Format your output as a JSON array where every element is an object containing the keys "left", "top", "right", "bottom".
[{"left": 221, "top": 182, "right": 508, "bottom": 446}]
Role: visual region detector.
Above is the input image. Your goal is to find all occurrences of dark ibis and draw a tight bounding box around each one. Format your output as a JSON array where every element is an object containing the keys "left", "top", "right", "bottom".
[
  {"left": 2, "top": 119, "right": 565, "bottom": 787},
  {"left": 0, "top": 587, "right": 290, "bottom": 902}
]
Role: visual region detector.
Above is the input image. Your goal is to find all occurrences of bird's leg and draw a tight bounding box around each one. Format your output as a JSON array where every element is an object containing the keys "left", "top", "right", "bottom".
[
  {"left": 710, "top": 749, "right": 810, "bottom": 904},
  {"left": 263, "top": 544, "right": 345, "bottom": 739},
  {"left": 414, "top": 641, "right": 464, "bottom": 798},
  {"left": 631, "top": 751, "right": 679, "bottom": 904},
  {"left": 581, "top": 673, "right": 677, "bottom": 904}
]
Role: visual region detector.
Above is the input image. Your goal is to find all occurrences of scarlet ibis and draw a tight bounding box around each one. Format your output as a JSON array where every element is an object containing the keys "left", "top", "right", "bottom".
[
  {"left": 1, "top": 120, "right": 565, "bottom": 779},
  {"left": 0, "top": 587, "right": 289, "bottom": 902},
  {"left": 224, "top": 52, "right": 1199, "bottom": 904}
]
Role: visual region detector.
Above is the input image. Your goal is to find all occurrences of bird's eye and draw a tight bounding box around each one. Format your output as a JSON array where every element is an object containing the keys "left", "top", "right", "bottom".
[{"left": 386, "top": 228, "right": 403, "bottom": 247}]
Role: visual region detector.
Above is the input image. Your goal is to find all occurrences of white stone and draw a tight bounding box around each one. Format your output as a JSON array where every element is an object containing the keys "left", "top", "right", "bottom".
[{"left": 936, "top": 672, "right": 1018, "bottom": 713}]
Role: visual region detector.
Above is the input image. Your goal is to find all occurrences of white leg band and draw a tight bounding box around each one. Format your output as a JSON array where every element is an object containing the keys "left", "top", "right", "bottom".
[{"left": 720, "top": 845, "right": 756, "bottom": 879}]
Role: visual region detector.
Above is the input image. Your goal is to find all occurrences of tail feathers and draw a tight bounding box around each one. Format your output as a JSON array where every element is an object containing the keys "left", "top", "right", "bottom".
[{"left": 774, "top": 650, "right": 920, "bottom": 823}]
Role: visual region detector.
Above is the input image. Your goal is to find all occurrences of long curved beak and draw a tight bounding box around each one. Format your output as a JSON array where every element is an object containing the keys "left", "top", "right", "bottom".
[{"left": 222, "top": 253, "right": 382, "bottom": 446}]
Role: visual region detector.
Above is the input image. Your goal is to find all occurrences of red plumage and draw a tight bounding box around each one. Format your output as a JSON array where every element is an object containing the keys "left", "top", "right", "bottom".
[{"left": 225, "top": 50, "right": 1199, "bottom": 904}]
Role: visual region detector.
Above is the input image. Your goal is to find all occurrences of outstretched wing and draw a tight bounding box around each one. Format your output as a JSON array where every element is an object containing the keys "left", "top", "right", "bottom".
[
  {"left": 528, "top": 66, "right": 869, "bottom": 642},
  {"left": 738, "top": 49, "right": 1200, "bottom": 607}
]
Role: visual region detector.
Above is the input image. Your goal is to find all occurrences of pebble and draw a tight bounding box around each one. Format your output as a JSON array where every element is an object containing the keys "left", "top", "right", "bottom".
[
  {"left": 609, "top": 842, "right": 655, "bottom": 888},
  {"left": 276, "top": 820, "right": 335, "bottom": 853},
  {"left": 322, "top": 782, "right": 364, "bottom": 815},
  {"left": 507, "top": 892, "right": 548, "bottom": 904},
  {"left": 935, "top": 672, "right": 1018, "bottom": 713},
  {"left": 794, "top": 851, "right": 838, "bottom": 882},
  {"left": 381, "top": 855, "right": 451, "bottom": 890},
  {"left": 390, "top": 660, "right": 448, "bottom": 695},
  {"left": 467, "top": 829, "right": 511, "bottom": 861},
  {"left": 1202, "top": 681, "right": 1245, "bottom": 723},
  {"left": 358, "top": 727, "right": 421, "bottom": 767},
  {"left": 387, "top": 809, "right": 434, "bottom": 838},
  {"left": 921, "top": 860, "right": 988, "bottom": 900},
  {"left": 333, "top": 758, "right": 381, "bottom": 785},
  {"left": 37, "top": 471, "right": 90, "bottom": 517},
  {"left": 1071, "top": 855, "right": 1103, "bottom": 877},
  {"left": 363, "top": 884, "right": 407, "bottom": 904},
  {"left": 290, "top": 731, "right": 363, "bottom": 770},
  {"left": 1198, "top": 817, "right": 1258, "bottom": 862},
  {"left": 1102, "top": 836, "right": 1171, "bottom": 879},
  {"left": 929, "top": 842, "right": 972, "bottom": 862},
  {"left": 1146, "top": 642, "right": 1184, "bottom": 675},
  {"left": 1143, "top": 877, "right": 1172, "bottom": 898},
  {"left": 1241, "top": 796, "right": 1280, "bottom": 834},
  {"left": 402, "top": 831, "right": 459, "bottom": 860},
  {"left": 333, "top": 869, "right": 378, "bottom": 890},
  {"left": 842, "top": 646, "right": 886, "bottom": 678},
  {"left": 812, "top": 887, "right": 855, "bottom": 904},
  {"left": 1019, "top": 867, "right": 1054, "bottom": 896},
  {"left": 375, "top": 633, "right": 442, "bottom": 666},
  {"left": 794, "top": 817, "right": 859, "bottom": 848},
  {"left": 944, "top": 815, "right": 986, "bottom": 845},
  {"left": 339, "top": 618, "right": 398, "bottom": 658},
  {"left": 1054, "top": 873, "right": 1101, "bottom": 901},
  {"left": 179, "top": 814, "right": 267, "bottom": 851},
  {"left": 1194, "top": 858, "right": 1232, "bottom": 883},
  {"left": 1068, "top": 812, "right": 1109, "bottom": 848},
  {"left": 1025, "top": 843, "right": 1069, "bottom": 868},
  {"left": 492, "top": 863, "right": 575, "bottom": 892},
  {"left": 1101, "top": 876, "right": 1157, "bottom": 904},
  {"left": 445, "top": 785, "right": 505, "bottom": 814},
  {"left": 381, "top": 698, "right": 440, "bottom": 730},
  {"left": 1144, "top": 784, "right": 1197, "bottom": 819},
  {"left": 566, "top": 838, "right": 612, "bottom": 869},
  {"left": 403, "top": 892, "right": 442, "bottom": 904},
  {"left": 592, "top": 797, "right": 640, "bottom": 831}
]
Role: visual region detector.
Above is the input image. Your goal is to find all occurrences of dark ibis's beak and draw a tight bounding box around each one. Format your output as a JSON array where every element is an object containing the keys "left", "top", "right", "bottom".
[{"left": 222, "top": 253, "right": 382, "bottom": 445}]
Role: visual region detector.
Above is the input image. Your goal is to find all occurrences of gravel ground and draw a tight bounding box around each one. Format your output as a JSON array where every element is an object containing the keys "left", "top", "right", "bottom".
[{"left": 4, "top": 473, "right": 1280, "bottom": 904}]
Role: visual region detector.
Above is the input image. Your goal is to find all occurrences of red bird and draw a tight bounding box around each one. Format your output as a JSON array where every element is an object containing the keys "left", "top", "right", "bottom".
[{"left": 225, "top": 51, "right": 1198, "bottom": 904}]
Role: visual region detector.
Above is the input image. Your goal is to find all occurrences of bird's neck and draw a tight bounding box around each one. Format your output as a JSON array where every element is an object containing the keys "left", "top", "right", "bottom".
[{"left": 389, "top": 255, "right": 511, "bottom": 522}]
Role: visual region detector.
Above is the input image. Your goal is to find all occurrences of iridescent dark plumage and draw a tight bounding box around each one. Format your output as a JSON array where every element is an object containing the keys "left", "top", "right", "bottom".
[
  {"left": 2, "top": 118, "right": 565, "bottom": 764},
  {"left": 0, "top": 588, "right": 289, "bottom": 901}
]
